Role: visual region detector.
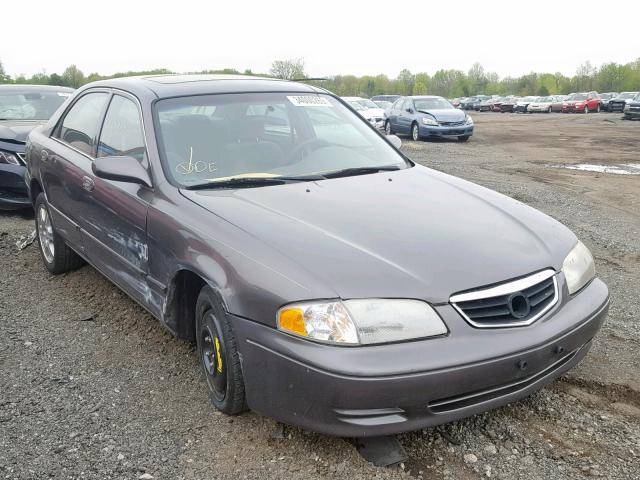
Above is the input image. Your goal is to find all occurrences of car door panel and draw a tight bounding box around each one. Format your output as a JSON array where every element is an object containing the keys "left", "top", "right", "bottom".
[
  {"left": 82, "top": 93, "right": 151, "bottom": 307},
  {"left": 41, "top": 91, "right": 111, "bottom": 252}
]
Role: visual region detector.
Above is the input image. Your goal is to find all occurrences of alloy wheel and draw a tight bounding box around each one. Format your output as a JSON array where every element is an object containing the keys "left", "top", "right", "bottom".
[
  {"left": 412, "top": 124, "right": 419, "bottom": 141},
  {"left": 37, "top": 204, "right": 55, "bottom": 264}
]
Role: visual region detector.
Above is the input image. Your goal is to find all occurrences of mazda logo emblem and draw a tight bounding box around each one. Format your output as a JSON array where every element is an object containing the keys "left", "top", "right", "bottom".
[{"left": 507, "top": 292, "right": 531, "bottom": 319}]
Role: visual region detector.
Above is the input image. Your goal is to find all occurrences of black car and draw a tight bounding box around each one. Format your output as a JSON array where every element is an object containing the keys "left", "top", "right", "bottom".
[
  {"left": 598, "top": 92, "right": 619, "bottom": 112},
  {"left": 608, "top": 92, "right": 639, "bottom": 113},
  {"left": 623, "top": 93, "right": 640, "bottom": 120},
  {"left": 460, "top": 96, "right": 486, "bottom": 110},
  {"left": 0, "top": 85, "right": 73, "bottom": 210}
]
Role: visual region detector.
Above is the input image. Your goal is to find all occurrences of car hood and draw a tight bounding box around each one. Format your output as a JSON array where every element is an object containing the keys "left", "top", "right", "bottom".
[
  {"left": 0, "top": 120, "right": 45, "bottom": 143},
  {"left": 180, "top": 166, "right": 576, "bottom": 302},
  {"left": 418, "top": 109, "right": 466, "bottom": 122}
]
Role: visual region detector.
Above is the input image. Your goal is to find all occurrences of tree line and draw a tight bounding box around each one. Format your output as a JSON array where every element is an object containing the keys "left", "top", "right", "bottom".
[{"left": 2, "top": 58, "right": 640, "bottom": 98}]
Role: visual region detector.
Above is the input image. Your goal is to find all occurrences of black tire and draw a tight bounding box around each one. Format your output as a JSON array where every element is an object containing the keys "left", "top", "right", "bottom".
[
  {"left": 458, "top": 135, "right": 471, "bottom": 142},
  {"left": 596, "top": 104, "right": 601, "bottom": 113},
  {"left": 34, "top": 193, "right": 84, "bottom": 274},
  {"left": 385, "top": 120, "right": 393, "bottom": 135},
  {"left": 547, "top": 106, "right": 552, "bottom": 113},
  {"left": 195, "top": 286, "right": 246, "bottom": 415},
  {"left": 411, "top": 123, "right": 421, "bottom": 141}
]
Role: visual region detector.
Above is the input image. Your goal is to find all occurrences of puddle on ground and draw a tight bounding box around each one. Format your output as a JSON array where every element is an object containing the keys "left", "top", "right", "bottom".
[{"left": 555, "top": 163, "right": 640, "bottom": 175}]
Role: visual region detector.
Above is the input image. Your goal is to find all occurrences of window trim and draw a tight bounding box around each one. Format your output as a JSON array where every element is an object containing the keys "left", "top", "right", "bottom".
[
  {"left": 51, "top": 88, "right": 112, "bottom": 159},
  {"left": 96, "top": 91, "right": 149, "bottom": 165}
]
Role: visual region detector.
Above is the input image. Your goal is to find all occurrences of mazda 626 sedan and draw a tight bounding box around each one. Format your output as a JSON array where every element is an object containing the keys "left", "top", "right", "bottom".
[{"left": 25, "top": 75, "right": 609, "bottom": 437}]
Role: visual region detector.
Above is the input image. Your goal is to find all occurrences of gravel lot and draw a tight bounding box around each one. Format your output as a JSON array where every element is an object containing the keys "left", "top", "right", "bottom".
[{"left": 1, "top": 112, "right": 639, "bottom": 479}]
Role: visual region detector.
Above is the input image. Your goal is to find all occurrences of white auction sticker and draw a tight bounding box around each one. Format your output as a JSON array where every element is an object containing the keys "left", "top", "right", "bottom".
[
  {"left": 57, "top": 92, "right": 72, "bottom": 97},
  {"left": 287, "top": 95, "right": 333, "bottom": 107}
]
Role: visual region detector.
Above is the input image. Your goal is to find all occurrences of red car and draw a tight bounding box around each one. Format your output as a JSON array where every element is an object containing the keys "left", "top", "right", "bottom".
[{"left": 561, "top": 92, "right": 601, "bottom": 113}]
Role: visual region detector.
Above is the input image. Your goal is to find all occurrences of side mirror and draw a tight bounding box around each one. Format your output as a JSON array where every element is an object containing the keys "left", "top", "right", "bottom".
[
  {"left": 92, "top": 155, "right": 152, "bottom": 188},
  {"left": 387, "top": 134, "right": 402, "bottom": 149},
  {"left": 406, "top": 108, "right": 414, "bottom": 114}
]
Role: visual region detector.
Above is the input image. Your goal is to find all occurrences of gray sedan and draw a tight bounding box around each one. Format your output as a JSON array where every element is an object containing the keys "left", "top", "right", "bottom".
[{"left": 25, "top": 75, "right": 609, "bottom": 438}]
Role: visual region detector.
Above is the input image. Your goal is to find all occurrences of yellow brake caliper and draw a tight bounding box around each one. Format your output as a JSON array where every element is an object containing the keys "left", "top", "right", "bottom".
[{"left": 214, "top": 336, "right": 223, "bottom": 373}]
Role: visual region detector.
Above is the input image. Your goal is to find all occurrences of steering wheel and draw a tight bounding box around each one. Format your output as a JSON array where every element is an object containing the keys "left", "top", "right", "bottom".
[{"left": 286, "top": 138, "right": 331, "bottom": 164}]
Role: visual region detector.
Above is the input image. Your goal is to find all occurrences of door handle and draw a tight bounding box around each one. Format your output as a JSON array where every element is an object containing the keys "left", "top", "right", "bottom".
[{"left": 82, "top": 176, "right": 95, "bottom": 192}]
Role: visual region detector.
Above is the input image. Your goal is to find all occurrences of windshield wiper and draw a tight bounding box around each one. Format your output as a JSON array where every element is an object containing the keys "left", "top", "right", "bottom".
[
  {"left": 323, "top": 165, "right": 402, "bottom": 179},
  {"left": 184, "top": 174, "right": 326, "bottom": 190}
]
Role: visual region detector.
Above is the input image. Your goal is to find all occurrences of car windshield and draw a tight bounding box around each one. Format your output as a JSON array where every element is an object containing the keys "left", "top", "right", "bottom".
[
  {"left": 568, "top": 93, "right": 587, "bottom": 100},
  {"left": 0, "top": 89, "right": 71, "bottom": 120},
  {"left": 347, "top": 101, "right": 365, "bottom": 111},
  {"left": 357, "top": 99, "right": 379, "bottom": 109},
  {"left": 155, "top": 92, "right": 408, "bottom": 187},
  {"left": 618, "top": 92, "right": 637, "bottom": 99},
  {"left": 413, "top": 98, "right": 453, "bottom": 111}
]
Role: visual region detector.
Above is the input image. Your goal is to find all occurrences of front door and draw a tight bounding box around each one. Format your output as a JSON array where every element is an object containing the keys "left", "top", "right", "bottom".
[{"left": 82, "top": 93, "right": 151, "bottom": 307}]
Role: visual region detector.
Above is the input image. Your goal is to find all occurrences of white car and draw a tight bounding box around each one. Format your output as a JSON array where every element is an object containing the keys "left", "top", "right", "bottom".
[
  {"left": 527, "top": 96, "right": 555, "bottom": 113},
  {"left": 342, "top": 96, "right": 386, "bottom": 129}
]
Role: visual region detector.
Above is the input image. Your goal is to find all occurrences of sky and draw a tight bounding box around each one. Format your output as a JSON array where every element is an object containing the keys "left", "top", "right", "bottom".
[{"left": 2, "top": 0, "right": 639, "bottom": 80}]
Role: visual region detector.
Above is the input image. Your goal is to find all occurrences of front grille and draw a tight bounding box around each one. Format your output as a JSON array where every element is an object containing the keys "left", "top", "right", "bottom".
[
  {"left": 450, "top": 270, "right": 558, "bottom": 328},
  {"left": 440, "top": 121, "right": 466, "bottom": 127}
]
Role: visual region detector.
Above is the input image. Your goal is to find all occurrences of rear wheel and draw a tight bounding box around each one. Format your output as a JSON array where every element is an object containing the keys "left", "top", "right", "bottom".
[
  {"left": 547, "top": 106, "right": 552, "bottom": 113},
  {"left": 34, "top": 193, "right": 84, "bottom": 274},
  {"left": 411, "top": 123, "right": 421, "bottom": 141},
  {"left": 195, "top": 286, "right": 246, "bottom": 415}
]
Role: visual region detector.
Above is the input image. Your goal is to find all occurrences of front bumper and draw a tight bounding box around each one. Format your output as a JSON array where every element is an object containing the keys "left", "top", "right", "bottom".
[
  {"left": 623, "top": 109, "right": 640, "bottom": 119},
  {"left": 419, "top": 124, "right": 473, "bottom": 138},
  {"left": 0, "top": 163, "right": 30, "bottom": 210},
  {"left": 233, "top": 276, "right": 609, "bottom": 437}
]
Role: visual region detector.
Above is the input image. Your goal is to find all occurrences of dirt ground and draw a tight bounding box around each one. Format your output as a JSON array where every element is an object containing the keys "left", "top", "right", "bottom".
[{"left": 1, "top": 112, "right": 639, "bottom": 480}]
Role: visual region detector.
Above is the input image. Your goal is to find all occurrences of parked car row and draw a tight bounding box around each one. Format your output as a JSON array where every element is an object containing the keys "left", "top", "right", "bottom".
[{"left": 452, "top": 91, "right": 640, "bottom": 114}]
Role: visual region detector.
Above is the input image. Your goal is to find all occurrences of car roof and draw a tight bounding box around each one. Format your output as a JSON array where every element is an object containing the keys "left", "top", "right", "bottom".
[
  {"left": 83, "top": 74, "right": 323, "bottom": 99},
  {"left": 407, "top": 95, "right": 444, "bottom": 99},
  {"left": 0, "top": 84, "right": 74, "bottom": 93}
]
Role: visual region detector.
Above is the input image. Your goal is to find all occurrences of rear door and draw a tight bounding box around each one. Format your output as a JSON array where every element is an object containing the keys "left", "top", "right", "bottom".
[{"left": 43, "top": 91, "right": 111, "bottom": 252}]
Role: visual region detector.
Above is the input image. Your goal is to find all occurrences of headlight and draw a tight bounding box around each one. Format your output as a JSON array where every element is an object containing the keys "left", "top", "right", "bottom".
[
  {"left": 466, "top": 115, "right": 474, "bottom": 125},
  {"left": 562, "top": 241, "right": 595, "bottom": 295},
  {"left": 277, "top": 299, "right": 447, "bottom": 345},
  {"left": 0, "top": 150, "right": 21, "bottom": 165},
  {"left": 422, "top": 117, "right": 439, "bottom": 126}
]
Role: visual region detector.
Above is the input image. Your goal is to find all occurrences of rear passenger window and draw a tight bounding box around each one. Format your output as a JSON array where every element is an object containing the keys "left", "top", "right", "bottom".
[
  {"left": 98, "top": 95, "right": 147, "bottom": 162},
  {"left": 57, "top": 93, "right": 109, "bottom": 155}
]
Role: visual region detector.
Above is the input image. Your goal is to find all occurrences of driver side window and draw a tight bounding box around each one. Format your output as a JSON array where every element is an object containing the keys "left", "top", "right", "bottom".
[
  {"left": 97, "top": 95, "right": 147, "bottom": 163},
  {"left": 56, "top": 92, "right": 109, "bottom": 156}
]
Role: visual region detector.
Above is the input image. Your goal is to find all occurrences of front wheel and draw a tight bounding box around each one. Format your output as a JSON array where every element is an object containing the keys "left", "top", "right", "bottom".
[
  {"left": 584, "top": 105, "right": 589, "bottom": 114},
  {"left": 385, "top": 120, "right": 393, "bottom": 135},
  {"left": 411, "top": 123, "right": 421, "bottom": 141},
  {"left": 458, "top": 135, "right": 470, "bottom": 142},
  {"left": 34, "top": 193, "right": 84, "bottom": 274},
  {"left": 596, "top": 104, "right": 601, "bottom": 113},
  {"left": 547, "top": 106, "right": 552, "bottom": 113},
  {"left": 196, "top": 286, "right": 246, "bottom": 415}
]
